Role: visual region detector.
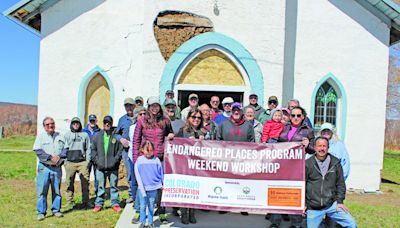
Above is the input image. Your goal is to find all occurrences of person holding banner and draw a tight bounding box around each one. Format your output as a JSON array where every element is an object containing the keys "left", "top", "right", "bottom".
[
  {"left": 176, "top": 108, "right": 208, "bottom": 224},
  {"left": 269, "top": 106, "right": 315, "bottom": 228},
  {"left": 133, "top": 96, "right": 174, "bottom": 224}
]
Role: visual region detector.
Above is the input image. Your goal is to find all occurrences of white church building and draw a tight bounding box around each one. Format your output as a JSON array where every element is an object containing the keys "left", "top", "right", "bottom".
[{"left": 5, "top": 0, "right": 400, "bottom": 191}]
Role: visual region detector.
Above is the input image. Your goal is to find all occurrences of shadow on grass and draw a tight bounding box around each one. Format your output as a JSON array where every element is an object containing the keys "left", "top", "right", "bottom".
[{"left": 381, "top": 178, "right": 400, "bottom": 185}]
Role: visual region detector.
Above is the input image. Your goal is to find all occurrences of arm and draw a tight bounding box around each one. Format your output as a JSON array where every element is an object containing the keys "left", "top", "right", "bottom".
[
  {"left": 248, "top": 124, "right": 255, "bottom": 142},
  {"left": 159, "top": 158, "right": 164, "bottom": 186},
  {"left": 134, "top": 158, "right": 146, "bottom": 197},
  {"left": 85, "top": 134, "right": 91, "bottom": 162},
  {"left": 305, "top": 129, "right": 315, "bottom": 154},
  {"left": 34, "top": 149, "right": 52, "bottom": 163},
  {"left": 91, "top": 136, "right": 98, "bottom": 164},
  {"left": 114, "top": 117, "right": 123, "bottom": 141},
  {"left": 335, "top": 162, "right": 346, "bottom": 204},
  {"left": 216, "top": 124, "right": 223, "bottom": 140},
  {"left": 338, "top": 142, "right": 351, "bottom": 181},
  {"left": 261, "top": 123, "right": 271, "bottom": 143},
  {"left": 133, "top": 119, "right": 143, "bottom": 163}
]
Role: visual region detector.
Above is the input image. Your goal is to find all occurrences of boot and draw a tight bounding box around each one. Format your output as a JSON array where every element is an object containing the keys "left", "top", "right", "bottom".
[
  {"left": 172, "top": 207, "right": 180, "bottom": 216},
  {"left": 189, "top": 208, "right": 197, "bottom": 224},
  {"left": 181, "top": 208, "right": 189, "bottom": 224}
]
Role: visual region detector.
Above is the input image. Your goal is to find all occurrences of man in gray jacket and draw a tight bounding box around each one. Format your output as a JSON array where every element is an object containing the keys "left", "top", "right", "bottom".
[{"left": 61, "top": 117, "right": 92, "bottom": 209}]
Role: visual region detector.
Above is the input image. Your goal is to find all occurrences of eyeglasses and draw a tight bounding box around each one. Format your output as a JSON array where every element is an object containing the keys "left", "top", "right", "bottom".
[
  {"left": 138, "top": 113, "right": 146, "bottom": 116},
  {"left": 45, "top": 122, "right": 55, "bottom": 126},
  {"left": 291, "top": 114, "right": 302, "bottom": 118},
  {"left": 190, "top": 116, "right": 202, "bottom": 120}
]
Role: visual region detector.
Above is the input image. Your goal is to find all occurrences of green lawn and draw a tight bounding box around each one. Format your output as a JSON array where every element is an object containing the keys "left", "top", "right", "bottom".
[{"left": 0, "top": 137, "right": 399, "bottom": 227}]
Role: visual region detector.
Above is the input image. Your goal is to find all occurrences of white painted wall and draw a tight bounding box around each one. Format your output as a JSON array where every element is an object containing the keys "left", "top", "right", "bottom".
[{"left": 294, "top": 0, "right": 389, "bottom": 190}]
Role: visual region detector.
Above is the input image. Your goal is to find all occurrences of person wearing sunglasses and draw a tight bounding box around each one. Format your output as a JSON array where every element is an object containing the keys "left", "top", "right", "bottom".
[
  {"left": 259, "top": 96, "right": 279, "bottom": 125},
  {"left": 287, "top": 99, "right": 313, "bottom": 128},
  {"left": 176, "top": 109, "right": 208, "bottom": 224},
  {"left": 181, "top": 93, "right": 199, "bottom": 122},
  {"left": 33, "top": 117, "right": 65, "bottom": 221},
  {"left": 269, "top": 106, "right": 315, "bottom": 228},
  {"left": 92, "top": 115, "right": 123, "bottom": 213},
  {"left": 214, "top": 96, "right": 234, "bottom": 125}
]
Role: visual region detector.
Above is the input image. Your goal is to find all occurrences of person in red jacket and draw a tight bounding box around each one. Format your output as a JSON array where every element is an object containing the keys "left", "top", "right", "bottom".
[{"left": 261, "top": 109, "right": 284, "bottom": 143}]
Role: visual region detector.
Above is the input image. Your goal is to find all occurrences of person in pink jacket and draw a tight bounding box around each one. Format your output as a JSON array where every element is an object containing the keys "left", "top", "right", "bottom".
[
  {"left": 132, "top": 96, "right": 174, "bottom": 224},
  {"left": 261, "top": 109, "right": 284, "bottom": 143}
]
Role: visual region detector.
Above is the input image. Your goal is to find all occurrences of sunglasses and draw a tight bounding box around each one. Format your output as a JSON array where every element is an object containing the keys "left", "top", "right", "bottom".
[
  {"left": 268, "top": 100, "right": 277, "bottom": 104},
  {"left": 291, "top": 114, "right": 302, "bottom": 118},
  {"left": 45, "top": 122, "right": 55, "bottom": 126},
  {"left": 190, "top": 116, "right": 202, "bottom": 120},
  {"left": 223, "top": 103, "right": 232, "bottom": 106},
  {"left": 249, "top": 96, "right": 257, "bottom": 99},
  {"left": 138, "top": 113, "right": 146, "bottom": 116},
  {"left": 190, "top": 98, "right": 198, "bottom": 101}
]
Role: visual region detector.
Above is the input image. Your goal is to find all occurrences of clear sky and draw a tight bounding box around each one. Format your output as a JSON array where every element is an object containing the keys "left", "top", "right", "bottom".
[{"left": 0, "top": 0, "right": 39, "bottom": 105}]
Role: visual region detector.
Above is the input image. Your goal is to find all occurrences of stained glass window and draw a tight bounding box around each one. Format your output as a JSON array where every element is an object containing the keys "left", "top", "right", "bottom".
[{"left": 314, "top": 82, "right": 337, "bottom": 129}]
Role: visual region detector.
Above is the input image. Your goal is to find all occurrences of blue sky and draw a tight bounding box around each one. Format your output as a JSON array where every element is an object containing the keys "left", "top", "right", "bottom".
[{"left": 0, "top": 0, "right": 39, "bottom": 105}]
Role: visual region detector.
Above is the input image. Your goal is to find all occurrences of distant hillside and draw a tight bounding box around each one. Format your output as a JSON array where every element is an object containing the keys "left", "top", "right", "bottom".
[{"left": 0, "top": 102, "right": 37, "bottom": 137}]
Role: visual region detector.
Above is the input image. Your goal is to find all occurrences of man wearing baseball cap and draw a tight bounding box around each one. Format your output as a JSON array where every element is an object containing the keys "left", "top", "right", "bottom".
[
  {"left": 83, "top": 114, "right": 101, "bottom": 140},
  {"left": 180, "top": 93, "right": 199, "bottom": 121},
  {"left": 115, "top": 97, "right": 136, "bottom": 203},
  {"left": 214, "top": 97, "right": 234, "bottom": 125},
  {"left": 259, "top": 96, "right": 279, "bottom": 125},
  {"left": 134, "top": 96, "right": 144, "bottom": 107},
  {"left": 162, "top": 90, "right": 181, "bottom": 119},
  {"left": 244, "top": 92, "right": 265, "bottom": 120}
]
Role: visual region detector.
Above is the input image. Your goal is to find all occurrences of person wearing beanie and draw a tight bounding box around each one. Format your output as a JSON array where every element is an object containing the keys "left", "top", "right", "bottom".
[
  {"left": 92, "top": 115, "right": 123, "bottom": 213},
  {"left": 261, "top": 109, "right": 284, "bottom": 143},
  {"left": 61, "top": 117, "right": 92, "bottom": 210}
]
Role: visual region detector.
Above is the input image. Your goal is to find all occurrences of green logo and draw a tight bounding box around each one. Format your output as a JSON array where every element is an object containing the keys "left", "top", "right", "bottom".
[
  {"left": 214, "top": 186, "right": 223, "bottom": 195},
  {"left": 242, "top": 186, "right": 250, "bottom": 195}
]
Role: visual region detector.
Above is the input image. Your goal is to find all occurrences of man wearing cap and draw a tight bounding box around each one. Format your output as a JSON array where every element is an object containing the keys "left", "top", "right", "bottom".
[
  {"left": 134, "top": 96, "right": 144, "bottom": 108},
  {"left": 115, "top": 97, "right": 136, "bottom": 203},
  {"left": 244, "top": 93, "right": 265, "bottom": 120},
  {"left": 217, "top": 102, "right": 254, "bottom": 216},
  {"left": 165, "top": 99, "right": 184, "bottom": 135},
  {"left": 210, "top": 96, "right": 222, "bottom": 120},
  {"left": 33, "top": 117, "right": 65, "bottom": 221},
  {"left": 163, "top": 90, "right": 181, "bottom": 119},
  {"left": 214, "top": 97, "right": 234, "bottom": 125},
  {"left": 92, "top": 116, "right": 123, "bottom": 213},
  {"left": 288, "top": 99, "right": 313, "bottom": 128},
  {"left": 259, "top": 96, "right": 279, "bottom": 125},
  {"left": 61, "top": 117, "right": 92, "bottom": 209},
  {"left": 181, "top": 93, "right": 199, "bottom": 121}
]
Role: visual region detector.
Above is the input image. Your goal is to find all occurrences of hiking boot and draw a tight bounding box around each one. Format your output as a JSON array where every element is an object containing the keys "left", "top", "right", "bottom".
[
  {"left": 93, "top": 205, "right": 102, "bottom": 212},
  {"left": 241, "top": 212, "right": 249, "bottom": 216},
  {"left": 189, "top": 209, "right": 197, "bottom": 224},
  {"left": 37, "top": 214, "right": 45, "bottom": 221},
  {"left": 83, "top": 202, "right": 94, "bottom": 209},
  {"left": 181, "top": 208, "right": 189, "bottom": 224},
  {"left": 131, "top": 213, "right": 140, "bottom": 224},
  {"left": 218, "top": 211, "right": 228, "bottom": 214},
  {"left": 112, "top": 205, "right": 122, "bottom": 213},
  {"left": 53, "top": 212, "right": 63, "bottom": 218},
  {"left": 126, "top": 198, "right": 134, "bottom": 204},
  {"left": 172, "top": 207, "right": 180, "bottom": 216},
  {"left": 159, "top": 213, "right": 168, "bottom": 224}
]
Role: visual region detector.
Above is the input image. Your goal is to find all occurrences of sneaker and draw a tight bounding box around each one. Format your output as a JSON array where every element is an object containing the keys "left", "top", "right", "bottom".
[
  {"left": 93, "top": 205, "right": 102, "bottom": 212},
  {"left": 159, "top": 213, "right": 168, "bottom": 224},
  {"left": 138, "top": 223, "right": 145, "bottom": 228},
  {"left": 131, "top": 213, "right": 140, "bottom": 224},
  {"left": 112, "top": 205, "right": 122, "bottom": 213},
  {"left": 83, "top": 202, "right": 94, "bottom": 209},
  {"left": 53, "top": 212, "right": 63, "bottom": 218},
  {"left": 126, "top": 198, "right": 134, "bottom": 204},
  {"left": 37, "top": 214, "right": 45, "bottom": 221}
]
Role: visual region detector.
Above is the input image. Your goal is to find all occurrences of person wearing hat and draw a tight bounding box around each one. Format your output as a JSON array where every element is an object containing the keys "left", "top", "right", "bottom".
[
  {"left": 133, "top": 96, "right": 174, "bottom": 224},
  {"left": 217, "top": 102, "right": 254, "bottom": 216},
  {"left": 83, "top": 114, "right": 101, "bottom": 140},
  {"left": 287, "top": 99, "right": 313, "bottom": 128},
  {"left": 62, "top": 117, "right": 92, "bottom": 210},
  {"left": 163, "top": 90, "right": 181, "bottom": 119},
  {"left": 92, "top": 115, "right": 123, "bottom": 213},
  {"left": 214, "top": 97, "right": 234, "bottom": 125},
  {"left": 134, "top": 96, "right": 144, "bottom": 107},
  {"left": 164, "top": 99, "right": 184, "bottom": 135},
  {"left": 244, "top": 93, "right": 265, "bottom": 120},
  {"left": 180, "top": 93, "right": 199, "bottom": 122},
  {"left": 115, "top": 97, "right": 136, "bottom": 203},
  {"left": 259, "top": 96, "right": 279, "bottom": 125}
]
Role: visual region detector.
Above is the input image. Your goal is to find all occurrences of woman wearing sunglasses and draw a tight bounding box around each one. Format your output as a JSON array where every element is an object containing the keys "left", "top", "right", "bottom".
[
  {"left": 176, "top": 108, "right": 208, "bottom": 224},
  {"left": 269, "top": 106, "right": 315, "bottom": 228}
]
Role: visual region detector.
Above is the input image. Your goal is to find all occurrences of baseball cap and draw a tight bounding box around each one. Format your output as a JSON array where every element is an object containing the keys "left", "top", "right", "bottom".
[
  {"left": 249, "top": 92, "right": 258, "bottom": 98},
  {"left": 147, "top": 96, "right": 160, "bottom": 106},
  {"left": 124, "top": 97, "right": 135, "bottom": 105},
  {"left": 231, "top": 102, "right": 242, "bottom": 110},
  {"left": 71, "top": 117, "right": 81, "bottom": 123},
  {"left": 165, "top": 90, "right": 174, "bottom": 95},
  {"left": 268, "top": 96, "right": 278, "bottom": 102},
  {"left": 88, "top": 114, "right": 97, "bottom": 121},
  {"left": 221, "top": 97, "right": 234, "bottom": 104},
  {"left": 188, "top": 93, "right": 198, "bottom": 100},
  {"left": 164, "top": 99, "right": 176, "bottom": 106},
  {"left": 134, "top": 96, "right": 144, "bottom": 103},
  {"left": 103, "top": 115, "right": 113, "bottom": 124},
  {"left": 320, "top": 123, "right": 334, "bottom": 131}
]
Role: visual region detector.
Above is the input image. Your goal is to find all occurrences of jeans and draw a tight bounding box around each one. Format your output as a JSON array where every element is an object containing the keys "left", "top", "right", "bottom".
[
  {"left": 122, "top": 150, "right": 133, "bottom": 199},
  {"left": 268, "top": 138, "right": 278, "bottom": 143},
  {"left": 307, "top": 201, "right": 357, "bottom": 228},
  {"left": 95, "top": 169, "right": 120, "bottom": 207},
  {"left": 65, "top": 161, "right": 90, "bottom": 204},
  {"left": 139, "top": 190, "right": 157, "bottom": 225},
  {"left": 36, "top": 162, "right": 62, "bottom": 215}
]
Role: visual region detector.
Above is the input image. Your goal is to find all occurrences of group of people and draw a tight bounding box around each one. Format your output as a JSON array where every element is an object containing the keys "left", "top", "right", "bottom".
[{"left": 33, "top": 89, "right": 355, "bottom": 228}]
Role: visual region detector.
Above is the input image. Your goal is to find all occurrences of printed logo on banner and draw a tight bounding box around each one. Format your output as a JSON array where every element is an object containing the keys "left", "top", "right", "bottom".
[
  {"left": 237, "top": 186, "right": 256, "bottom": 201},
  {"left": 208, "top": 186, "right": 228, "bottom": 200},
  {"left": 214, "top": 186, "right": 223, "bottom": 195},
  {"left": 162, "top": 179, "right": 200, "bottom": 200}
]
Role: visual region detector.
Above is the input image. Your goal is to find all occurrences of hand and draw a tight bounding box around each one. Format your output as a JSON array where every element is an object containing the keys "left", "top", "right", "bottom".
[
  {"left": 167, "top": 133, "right": 174, "bottom": 140},
  {"left": 50, "top": 155, "right": 60, "bottom": 165},
  {"left": 120, "top": 138, "right": 130, "bottom": 148},
  {"left": 336, "top": 203, "right": 349, "bottom": 213},
  {"left": 189, "top": 136, "right": 195, "bottom": 140},
  {"left": 302, "top": 206, "right": 307, "bottom": 216},
  {"left": 199, "top": 135, "right": 205, "bottom": 141},
  {"left": 302, "top": 137, "right": 310, "bottom": 147}
]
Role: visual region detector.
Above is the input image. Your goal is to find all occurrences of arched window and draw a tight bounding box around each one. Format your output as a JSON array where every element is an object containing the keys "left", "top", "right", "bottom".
[{"left": 314, "top": 82, "right": 338, "bottom": 127}]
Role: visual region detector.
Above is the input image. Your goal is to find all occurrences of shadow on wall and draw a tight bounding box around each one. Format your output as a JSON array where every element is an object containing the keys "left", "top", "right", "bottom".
[
  {"left": 41, "top": 0, "right": 106, "bottom": 38},
  {"left": 329, "top": 0, "right": 390, "bottom": 46}
]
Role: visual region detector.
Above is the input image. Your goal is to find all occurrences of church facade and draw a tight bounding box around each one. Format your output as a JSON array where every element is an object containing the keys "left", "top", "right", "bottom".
[{"left": 5, "top": 0, "right": 400, "bottom": 191}]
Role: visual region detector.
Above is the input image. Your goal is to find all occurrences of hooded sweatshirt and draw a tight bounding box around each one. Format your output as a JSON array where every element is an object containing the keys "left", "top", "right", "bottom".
[
  {"left": 62, "top": 121, "right": 91, "bottom": 162},
  {"left": 217, "top": 116, "right": 255, "bottom": 142}
]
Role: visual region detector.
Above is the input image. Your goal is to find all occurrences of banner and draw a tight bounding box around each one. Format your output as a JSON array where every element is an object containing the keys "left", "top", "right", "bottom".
[{"left": 161, "top": 138, "right": 305, "bottom": 214}]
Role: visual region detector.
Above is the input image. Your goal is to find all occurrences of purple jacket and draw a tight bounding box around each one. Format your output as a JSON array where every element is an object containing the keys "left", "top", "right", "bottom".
[
  {"left": 278, "top": 122, "right": 315, "bottom": 154},
  {"left": 133, "top": 117, "right": 173, "bottom": 162}
]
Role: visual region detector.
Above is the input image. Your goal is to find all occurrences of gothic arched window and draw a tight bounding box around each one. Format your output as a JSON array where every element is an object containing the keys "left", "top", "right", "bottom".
[{"left": 314, "top": 82, "right": 338, "bottom": 128}]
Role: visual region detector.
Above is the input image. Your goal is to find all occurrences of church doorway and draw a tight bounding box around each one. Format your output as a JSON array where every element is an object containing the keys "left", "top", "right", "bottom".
[
  {"left": 84, "top": 73, "right": 110, "bottom": 128},
  {"left": 178, "top": 90, "right": 243, "bottom": 110}
]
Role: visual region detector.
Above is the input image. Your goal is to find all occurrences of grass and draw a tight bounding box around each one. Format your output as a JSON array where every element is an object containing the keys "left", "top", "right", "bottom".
[{"left": 0, "top": 136, "right": 399, "bottom": 227}]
